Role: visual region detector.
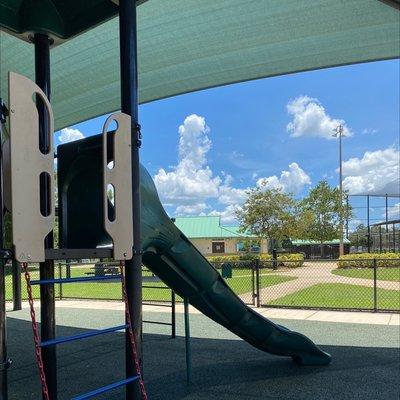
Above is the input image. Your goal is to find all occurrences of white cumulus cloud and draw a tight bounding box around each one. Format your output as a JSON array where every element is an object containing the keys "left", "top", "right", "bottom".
[
  {"left": 176, "top": 203, "right": 209, "bottom": 215},
  {"left": 342, "top": 147, "right": 400, "bottom": 195},
  {"left": 256, "top": 162, "right": 311, "bottom": 194},
  {"left": 58, "top": 127, "right": 84, "bottom": 143},
  {"left": 218, "top": 174, "right": 248, "bottom": 205},
  {"left": 286, "top": 96, "right": 351, "bottom": 139},
  {"left": 208, "top": 205, "right": 241, "bottom": 225},
  {"left": 154, "top": 114, "right": 311, "bottom": 222},
  {"left": 386, "top": 202, "right": 400, "bottom": 220},
  {"left": 154, "top": 114, "right": 221, "bottom": 205}
]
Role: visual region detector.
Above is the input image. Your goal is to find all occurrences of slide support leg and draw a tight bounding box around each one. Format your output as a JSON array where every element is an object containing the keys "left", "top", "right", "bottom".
[
  {"left": 118, "top": 1, "right": 143, "bottom": 399},
  {"left": 0, "top": 118, "right": 9, "bottom": 400},
  {"left": 184, "top": 298, "right": 192, "bottom": 384},
  {"left": 34, "top": 33, "right": 57, "bottom": 400}
]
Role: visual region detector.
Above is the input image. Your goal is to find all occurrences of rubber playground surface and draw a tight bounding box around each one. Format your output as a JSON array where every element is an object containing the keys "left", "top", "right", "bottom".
[{"left": 6, "top": 305, "right": 400, "bottom": 400}]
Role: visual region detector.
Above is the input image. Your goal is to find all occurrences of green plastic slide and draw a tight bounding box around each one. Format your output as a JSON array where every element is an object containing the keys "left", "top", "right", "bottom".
[
  {"left": 139, "top": 166, "right": 331, "bottom": 366},
  {"left": 58, "top": 134, "right": 330, "bottom": 366}
]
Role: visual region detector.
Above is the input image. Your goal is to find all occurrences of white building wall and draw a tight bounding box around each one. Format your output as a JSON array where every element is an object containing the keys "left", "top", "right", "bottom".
[{"left": 188, "top": 237, "right": 269, "bottom": 256}]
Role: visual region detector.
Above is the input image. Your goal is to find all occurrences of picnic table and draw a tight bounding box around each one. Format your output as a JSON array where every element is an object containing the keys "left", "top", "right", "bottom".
[{"left": 92, "top": 262, "right": 120, "bottom": 276}]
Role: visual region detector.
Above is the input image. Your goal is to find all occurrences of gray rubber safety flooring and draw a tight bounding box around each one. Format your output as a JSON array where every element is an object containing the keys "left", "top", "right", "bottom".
[{"left": 5, "top": 308, "right": 400, "bottom": 400}]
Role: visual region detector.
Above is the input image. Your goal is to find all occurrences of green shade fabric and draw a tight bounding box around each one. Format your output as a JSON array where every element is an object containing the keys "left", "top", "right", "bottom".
[
  {"left": 0, "top": 0, "right": 399, "bottom": 130},
  {"left": 0, "top": 0, "right": 119, "bottom": 42}
]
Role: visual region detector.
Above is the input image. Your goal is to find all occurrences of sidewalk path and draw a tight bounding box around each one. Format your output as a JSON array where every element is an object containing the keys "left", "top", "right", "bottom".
[
  {"left": 8, "top": 299, "right": 399, "bottom": 325},
  {"left": 242, "top": 261, "right": 400, "bottom": 303}
]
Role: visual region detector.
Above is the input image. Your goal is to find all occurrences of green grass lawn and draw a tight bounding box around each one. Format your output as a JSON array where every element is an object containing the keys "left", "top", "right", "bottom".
[
  {"left": 332, "top": 267, "right": 400, "bottom": 282},
  {"left": 5, "top": 267, "right": 295, "bottom": 303},
  {"left": 267, "top": 283, "right": 400, "bottom": 311}
]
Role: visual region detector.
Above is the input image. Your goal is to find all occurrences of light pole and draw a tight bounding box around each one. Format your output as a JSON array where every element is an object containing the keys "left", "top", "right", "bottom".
[{"left": 333, "top": 124, "right": 345, "bottom": 256}]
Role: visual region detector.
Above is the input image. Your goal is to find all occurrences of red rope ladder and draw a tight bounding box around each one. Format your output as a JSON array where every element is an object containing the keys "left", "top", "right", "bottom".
[{"left": 22, "top": 261, "right": 148, "bottom": 400}]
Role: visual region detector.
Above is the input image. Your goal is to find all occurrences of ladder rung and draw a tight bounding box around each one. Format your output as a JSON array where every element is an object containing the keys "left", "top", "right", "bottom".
[
  {"left": 30, "top": 275, "right": 122, "bottom": 285},
  {"left": 40, "top": 325, "right": 128, "bottom": 347},
  {"left": 71, "top": 376, "right": 139, "bottom": 400}
]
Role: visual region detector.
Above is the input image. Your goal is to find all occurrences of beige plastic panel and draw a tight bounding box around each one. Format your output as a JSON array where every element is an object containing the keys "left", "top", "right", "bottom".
[
  {"left": 103, "top": 113, "right": 133, "bottom": 260},
  {"left": 1, "top": 138, "right": 11, "bottom": 212},
  {"left": 9, "top": 72, "right": 55, "bottom": 263}
]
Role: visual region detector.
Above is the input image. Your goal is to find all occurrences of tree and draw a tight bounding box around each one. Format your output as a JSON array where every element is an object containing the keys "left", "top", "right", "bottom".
[
  {"left": 300, "top": 180, "right": 352, "bottom": 256},
  {"left": 236, "top": 186, "right": 299, "bottom": 251},
  {"left": 349, "top": 223, "right": 369, "bottom": 249}
]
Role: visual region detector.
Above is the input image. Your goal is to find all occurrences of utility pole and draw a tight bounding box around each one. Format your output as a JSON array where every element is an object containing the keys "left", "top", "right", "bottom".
[{"left": 333, "top": 124, "right": 345, "bottom": 256}]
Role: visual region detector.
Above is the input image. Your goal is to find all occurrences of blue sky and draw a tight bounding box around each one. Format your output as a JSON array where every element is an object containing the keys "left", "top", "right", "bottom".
[{"left": 56, "top": 59, "right": 400, "bottom": 227}]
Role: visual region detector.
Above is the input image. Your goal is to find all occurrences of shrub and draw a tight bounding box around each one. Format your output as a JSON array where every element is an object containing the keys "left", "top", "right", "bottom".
[
  {"left": 206, "top": 253, "right": 260, "bottom": 263},
  {"left": 259, "top": 253, "right": 304, "bottom": 268},
  {"left": 277, "top": 253, "right": 304, "bottom": 268},
  {"left": 338, "top": 252, "right": 400, "bottom": 268},
  {"left": 206, "top": 253, "right": 305, "bottom": 269},
  {"left": 206, "top": 255, "right": 241, "bottom": 263}
]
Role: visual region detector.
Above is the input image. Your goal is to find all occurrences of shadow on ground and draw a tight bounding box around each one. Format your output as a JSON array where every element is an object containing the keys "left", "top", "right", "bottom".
[{"left": 6, "top": 316, "right": 399, "bottom": 400}]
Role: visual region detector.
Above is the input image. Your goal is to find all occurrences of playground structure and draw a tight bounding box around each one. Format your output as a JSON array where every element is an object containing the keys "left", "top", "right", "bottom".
[{"left": 0, "top": 1, "right": 399, "bottom": 400}]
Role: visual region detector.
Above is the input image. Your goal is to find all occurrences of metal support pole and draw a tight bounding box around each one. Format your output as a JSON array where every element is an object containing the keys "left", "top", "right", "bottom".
[
  {"left": 171, "top": 291, "right": 176, "bottom": 339},
  {"left": 373, "top": 258, "right": 377, "bottom": 312},
  {"left": 255, "top": 258, "right": 260, "bottom": 307},
  {"left": 184, "top": 298, "right": 191, "bottom": 384},
  {"left": 385, "top": 194, "right": 388, "bottom": 232},
  {"left": 12, "top": 260, "right": 21, "bottom": 311},
  {"left": 345, "top": 195, "right": 349, "bottom": 239},
  {"left": 0, "top": 119, "right": 9, "bottom": 398},
  {"left": 379, "top": 226, "right": 382, "bottom": 253},
  {"left": 58, "top": 263, "right": 62, "bottom": 300},
  {"left": 34, "top": 33, "right": 57, "bottom": 400},
  {"left": 66, "top": 259, "right": 71, "bottom": 279},
  {"left": 251, "top": 264, "right": 255, "bottom": 306},
  {"left": 118, "top": 1, "right": 142, "bottom": 398},
  {"left": 367, "top": 195, "right": 371, "bottom": 253},
  {"left": 393, "top": 223, "right": 396, "bottom": 252},
  {"left": 333, "top": 125, "right": 345, "bottom": 256},
  {"left": 338, "top": 130, "right": 344, "bottom": 256}
]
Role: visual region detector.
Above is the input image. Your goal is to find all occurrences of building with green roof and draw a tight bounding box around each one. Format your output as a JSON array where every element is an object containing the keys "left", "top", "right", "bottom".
[
  {"left": 174, "top": 216, "right": 351, "bottom": 258},
  {"left": 173, "top": 216, "right": 268, "bottom": 255}
]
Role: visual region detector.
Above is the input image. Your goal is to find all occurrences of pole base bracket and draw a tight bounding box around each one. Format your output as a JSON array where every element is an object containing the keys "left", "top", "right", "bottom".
[{"left": 0, "top": 358, "right": 12, "bottom": 371}]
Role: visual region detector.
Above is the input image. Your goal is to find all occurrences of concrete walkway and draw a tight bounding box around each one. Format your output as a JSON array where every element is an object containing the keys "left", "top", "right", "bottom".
[
  {"left": 8, "top": 299, "right": 400, "bottom": 325},
  {"left": 246, "top": 262, "right": 399, "bottom": 303}
]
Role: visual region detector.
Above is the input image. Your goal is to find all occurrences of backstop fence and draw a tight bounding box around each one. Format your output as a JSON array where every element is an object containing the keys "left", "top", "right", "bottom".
[{"left": 4, "top": 258, "right": 400, "bottom": 313}]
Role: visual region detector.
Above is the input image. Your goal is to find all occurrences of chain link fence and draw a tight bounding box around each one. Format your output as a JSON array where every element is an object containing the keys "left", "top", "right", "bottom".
[
  {"left": 257, "top": 258, "right": 400, "bottom": 312},
  {"left": 4, "top": 258, "right": 400, "bottom": 313},
  {"left": 209, "top": 260, "right": 257, "bottom": 305}
]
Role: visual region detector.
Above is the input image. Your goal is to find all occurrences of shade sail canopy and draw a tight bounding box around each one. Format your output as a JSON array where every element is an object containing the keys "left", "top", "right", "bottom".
[
  {"left": 0, "top": 0, "right": 399, "bottom": 130},
  {"left": 0, "top": 0, "right": 147, "bottom": 43}
]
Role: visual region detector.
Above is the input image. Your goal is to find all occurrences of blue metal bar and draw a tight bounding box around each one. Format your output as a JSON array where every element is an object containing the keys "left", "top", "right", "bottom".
[
  {"left": 71, "top": 376, "right": 139, "bottom": 400},
  {"left": 30, "top": 275, "right": 122, "bottom": 285},
  {"left": 40, "top": 325, "right": 128, "bottom": 348}
]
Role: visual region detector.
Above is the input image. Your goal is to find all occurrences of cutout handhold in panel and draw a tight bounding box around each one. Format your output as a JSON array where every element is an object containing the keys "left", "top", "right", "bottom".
[
  {"left": 103, "top": 113, "right": 133, "bottom": 260},
  {"left": 9, "top": 72, "right": 55, "bottom": 262}
]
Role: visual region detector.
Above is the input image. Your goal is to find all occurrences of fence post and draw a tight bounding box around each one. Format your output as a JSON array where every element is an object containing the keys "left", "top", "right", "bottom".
[
  {"left": 373, "top": 258, "right": 377, "bottom": 312},
  {"left": 251, "top": 263, "right": 255, "bottom": 306},
  {"left": 272, "top": 248, "right": 277, "bottom": 270},
  {"left": 12, "top": 260, "right": 22, "bottom": 311},
  {"left": 171, "top": 291, "right": 176, "bottom": 339},
  {"left": 58, "top": 263, "right": 63, "bottom": 300},
  {"left": 66, "top": 259, "right": 71, "bottom": 279},
  {"left": 255, "top": 258, "right": 260, "bottom": 307}
]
